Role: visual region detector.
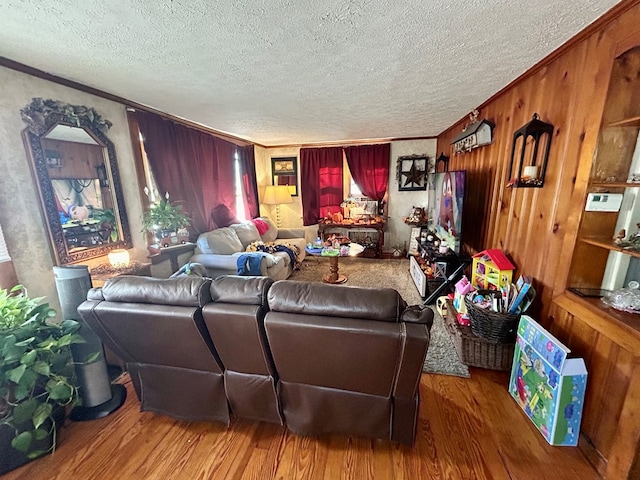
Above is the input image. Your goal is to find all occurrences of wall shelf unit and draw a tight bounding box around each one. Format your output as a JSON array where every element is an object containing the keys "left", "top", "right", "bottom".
[
  {"left": 568, "top": 45, "right": 640, "bottom": 307},
  {"left": 557, "top": 43, "right": 640, "bottom": 479}
]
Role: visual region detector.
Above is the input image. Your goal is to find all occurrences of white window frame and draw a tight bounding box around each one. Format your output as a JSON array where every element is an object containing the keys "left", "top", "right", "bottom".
[{"left": 0, "top": 222, "right": 11, "bottom": 263}]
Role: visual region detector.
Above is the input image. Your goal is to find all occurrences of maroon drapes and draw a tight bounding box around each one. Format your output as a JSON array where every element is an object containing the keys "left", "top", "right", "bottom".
[
  {"left": 237, "top": 144, "right": 260, "bottom": 219},
  {"left": 344, "top": 144, "right": 390, "bottom": 201},
  {"left": 133, "top": 111, "right": 237, "bottom": 234},
  {"left": 300, "top": 147, "right": 344, "bottom": 226}
]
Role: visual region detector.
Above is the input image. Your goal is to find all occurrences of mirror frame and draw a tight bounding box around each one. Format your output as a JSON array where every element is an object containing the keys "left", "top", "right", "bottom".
[{"left": 21, "top": 98, "right": 132, "bottom": 265}]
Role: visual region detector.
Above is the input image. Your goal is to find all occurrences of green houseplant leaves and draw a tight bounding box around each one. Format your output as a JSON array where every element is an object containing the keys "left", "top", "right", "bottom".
[
  {"left": 142, "top": 191, "right": 190, "bottom": 234},
  {"left": 0, "top": 285, "right": 83, "bottom": 459}
]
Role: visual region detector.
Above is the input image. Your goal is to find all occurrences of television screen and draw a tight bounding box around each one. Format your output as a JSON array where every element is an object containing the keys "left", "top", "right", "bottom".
[{"left": 426, "top": 170, "right": 466, "bottom": 254}]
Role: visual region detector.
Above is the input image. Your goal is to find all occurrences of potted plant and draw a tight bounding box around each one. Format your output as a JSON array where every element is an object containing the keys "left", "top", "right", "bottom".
[
  {"left": 91, "top": 208, "right": 118, "bottom": 243},
  {"left": 142, "top": 190, "right": 191, "bottom": 247},
  {"left": 0, "top": 285, "right": 85, "bottom": 474}
]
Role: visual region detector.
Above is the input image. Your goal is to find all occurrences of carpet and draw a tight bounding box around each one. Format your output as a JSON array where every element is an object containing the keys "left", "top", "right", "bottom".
[{"left": 289, "top": 257, "right": 470, "bottom": 378}]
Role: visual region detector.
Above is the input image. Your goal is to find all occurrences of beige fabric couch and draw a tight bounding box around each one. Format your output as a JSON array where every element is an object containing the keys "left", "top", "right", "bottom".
[{"left": 190, "top": 217, "right": 306, "bottom": 280}]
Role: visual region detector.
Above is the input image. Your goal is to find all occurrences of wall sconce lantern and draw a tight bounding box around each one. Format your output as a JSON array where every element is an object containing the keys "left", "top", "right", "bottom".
[
  {"left": 507, "top": 113, "right": 554, "bottom": 188},
  {"left": 451, "top": 109, "right": 494, "bottom": 154},
  {"left": 435, "top": 152, "right": 450, "bottom": 172}
]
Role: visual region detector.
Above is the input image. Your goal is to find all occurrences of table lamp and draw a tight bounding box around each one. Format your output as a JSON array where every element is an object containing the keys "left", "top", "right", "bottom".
[
  {"left": 108, "top": 248, "right": 130, "bottom": 268},
  {"left": 263, "top": 185, "right": 293, "bottom": 227}
]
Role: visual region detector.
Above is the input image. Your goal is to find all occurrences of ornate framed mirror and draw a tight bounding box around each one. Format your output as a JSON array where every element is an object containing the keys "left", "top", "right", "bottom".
[{"left": 21, "top": 98, "right": 132, "bottom": 265}]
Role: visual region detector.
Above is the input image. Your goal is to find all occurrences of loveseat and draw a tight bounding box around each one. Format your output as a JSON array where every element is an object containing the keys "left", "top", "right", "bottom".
[
  {"left": 190, "top": 217, "right": 307, "bottom": 280},
  {"left": 78, "top": 275, "right": 434, "bottom": 445}
]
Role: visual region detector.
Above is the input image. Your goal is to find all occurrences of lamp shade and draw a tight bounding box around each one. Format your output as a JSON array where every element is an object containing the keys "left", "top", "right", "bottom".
[
  {"left": 108, "top": 248, "right": 130, "bottom": 268},
  {"left": 263, "top": 185, "right": 293, "bottom": 205}
]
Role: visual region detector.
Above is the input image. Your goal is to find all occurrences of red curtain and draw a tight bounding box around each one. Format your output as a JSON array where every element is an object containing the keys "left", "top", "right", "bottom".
[
  {"left": 344, "top": 143, "right": 390, "bottom": 201},
  {"left": 300, "top": 147, "right": 344, "bottom": 225},
  {"left": 237, "top": 144, "right": 260, "bottom": 219},
  {"left": 133, "top": 111, "right": 237, "bottom": 235}
]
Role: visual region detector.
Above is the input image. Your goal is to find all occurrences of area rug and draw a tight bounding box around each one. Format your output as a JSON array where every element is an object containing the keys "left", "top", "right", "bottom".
[{"left": 289, "top": 257, "right": 470, "bottom": 378}]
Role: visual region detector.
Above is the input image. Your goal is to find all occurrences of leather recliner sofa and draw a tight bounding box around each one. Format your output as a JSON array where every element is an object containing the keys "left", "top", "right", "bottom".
[
  {"left": 78, "top": 276, "right": 230, "bottom": 423},
  {"left": 78, "top": 275, "right": 434, "bottom": 445}
]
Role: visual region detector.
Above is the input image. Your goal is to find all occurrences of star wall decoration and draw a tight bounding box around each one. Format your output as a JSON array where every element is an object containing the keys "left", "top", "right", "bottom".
[{"left": 397, "top": 156, "right": 429, "bottom": 191}]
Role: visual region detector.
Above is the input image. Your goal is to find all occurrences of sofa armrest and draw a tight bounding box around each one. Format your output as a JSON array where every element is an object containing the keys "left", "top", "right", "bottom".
[
  {"left": 191, "top": 252, "right": 279, "bottom": 277},
  {"left": 391, "top": 322, "right": 431, "bottom": 445},
  {"left": 190, "top": 253, "right": 243, "bottom": 271},
  {"left": 401, "top": 305, "right": 434, "bottom": 327},
  {"left": 277, "top": 228, "right": 305, "bottom": 239}
]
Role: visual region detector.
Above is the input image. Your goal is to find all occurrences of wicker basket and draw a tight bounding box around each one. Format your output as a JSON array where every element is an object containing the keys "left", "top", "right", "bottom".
[
  {"left": 464, "top": 291, "right": 520, "bottom": 344},
  {"left": 444, "top": 300, "right": 515, "bottom": 370}
]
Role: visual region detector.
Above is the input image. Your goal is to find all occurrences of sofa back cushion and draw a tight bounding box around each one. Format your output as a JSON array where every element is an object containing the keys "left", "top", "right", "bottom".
[
  {"left": 230, "top": 222, "right": 261, "bottom": 249},
  {"left": 197, "top": 227, "right": 244, "bottom": 254},
  {"left": 102, "top": 276, "right": 212, "bottom": 307},
  {"left": 267, "top": 280, "right": 406, "bottom": 322}
]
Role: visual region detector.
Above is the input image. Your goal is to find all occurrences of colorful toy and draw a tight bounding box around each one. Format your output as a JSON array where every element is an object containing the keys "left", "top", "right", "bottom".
[
  {"left": 471, "top": 249, "right": 515, "bottom": 291},
  {"left": 508, "top": 316, "right": 587, "bottom": 446},
  {"left": 453, "top": 275, "right": 473, "bottom": 325}
]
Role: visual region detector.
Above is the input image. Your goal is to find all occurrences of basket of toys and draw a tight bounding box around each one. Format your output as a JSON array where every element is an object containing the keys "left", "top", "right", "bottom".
[
  {"left": 464, "top": 290, "right": 520, "bottom": 343},
  {"left": 444, "top": 300, "right": 515, "bottom": 370}
]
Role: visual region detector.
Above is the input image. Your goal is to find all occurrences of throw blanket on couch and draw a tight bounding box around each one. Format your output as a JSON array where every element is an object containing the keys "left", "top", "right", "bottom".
[
  {"left": 246, "top": 241, "right": 302, "bottom": 269},
  {"left": 236, "top": 252, "right": 270, "bottom": 276}
]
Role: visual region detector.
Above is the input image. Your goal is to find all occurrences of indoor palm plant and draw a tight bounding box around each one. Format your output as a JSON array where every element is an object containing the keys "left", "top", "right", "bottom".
[{"left": 0, "top": 285, "right": 85, "bottom": 473}]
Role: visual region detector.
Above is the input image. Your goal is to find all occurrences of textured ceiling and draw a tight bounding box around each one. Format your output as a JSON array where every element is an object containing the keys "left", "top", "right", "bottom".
[{"left": 0, "top": 0, "right": 623, "bottom": 146}]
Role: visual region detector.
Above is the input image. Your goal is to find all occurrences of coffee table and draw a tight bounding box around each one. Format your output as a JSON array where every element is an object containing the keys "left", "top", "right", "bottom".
[{"left": 305, "top": 243, "right": 364, "bottom": 284}]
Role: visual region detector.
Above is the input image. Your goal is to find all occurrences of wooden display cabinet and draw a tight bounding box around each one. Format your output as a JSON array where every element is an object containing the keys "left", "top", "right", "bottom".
[
  {"left": 560, "top": 43, "right": 640, "bottom": 480},
  {"left": 568, "top": 46, "right": 640, "bottom": 301}
]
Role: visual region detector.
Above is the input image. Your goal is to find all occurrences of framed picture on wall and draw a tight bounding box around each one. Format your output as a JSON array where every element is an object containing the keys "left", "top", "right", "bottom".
[
  {"left": 271, "top": 157, "right": 298, "bottom": 196},
  {"left": 397, "top": 155, "right": 429, "bottom": 191}
]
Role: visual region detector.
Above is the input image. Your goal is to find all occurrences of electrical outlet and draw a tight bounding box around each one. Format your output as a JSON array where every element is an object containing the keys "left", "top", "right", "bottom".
[{"left": 585, "top": 193, "right": 624, "bottom": 212}]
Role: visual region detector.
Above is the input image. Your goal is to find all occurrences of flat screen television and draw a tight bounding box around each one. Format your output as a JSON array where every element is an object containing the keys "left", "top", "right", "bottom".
[{"left": 426, "top": 170, "right": 466, "bottom": 254}]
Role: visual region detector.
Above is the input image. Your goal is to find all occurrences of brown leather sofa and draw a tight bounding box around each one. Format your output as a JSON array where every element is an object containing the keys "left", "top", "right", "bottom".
[
  {"left": 78, "top": 275, "right": 433, "bottom": 445},
  {"left": 78, "top": 276, "right": 230, "bottom": 423},
  {"left": 265, "top": 280, "right": 433, "bottom": 445},
  {"left": 203, "top": 275, "right": 282, "bottom": 425}
]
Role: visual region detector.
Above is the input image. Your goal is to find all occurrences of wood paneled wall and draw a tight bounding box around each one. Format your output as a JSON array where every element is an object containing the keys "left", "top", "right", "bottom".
[
  {"left": 42, "top": 138, "right": 105, "bottom": 179},
  {"left": 436, "top": 0, "right": 640, "bottom": 321},
  {"left": 435, "top": 2, "right": 640, "bottom": 477}
]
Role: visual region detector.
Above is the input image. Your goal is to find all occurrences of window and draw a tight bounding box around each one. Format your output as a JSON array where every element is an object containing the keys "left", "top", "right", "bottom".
[
  {"left": 139, "top": 131, "right": 159, "bottom": 204},
  {"left": 0, "top": 222, "right": 10, "bottom": 263},
  {"left": 234, "top": 153, "right": 247, "bottom": 221},
  {"left": 343, "top": 156, "right": 368, "bottom": 200}
]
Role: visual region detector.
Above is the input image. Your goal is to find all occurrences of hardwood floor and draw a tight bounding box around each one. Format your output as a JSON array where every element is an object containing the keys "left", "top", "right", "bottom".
[{"left": 4, "top": 370, "right": 599, "bottom": 480}]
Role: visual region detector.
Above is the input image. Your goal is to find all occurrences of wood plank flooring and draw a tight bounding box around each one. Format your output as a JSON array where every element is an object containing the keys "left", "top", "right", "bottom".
[{"left": 3, "top": 370, "right": 600, "bottom": 480}]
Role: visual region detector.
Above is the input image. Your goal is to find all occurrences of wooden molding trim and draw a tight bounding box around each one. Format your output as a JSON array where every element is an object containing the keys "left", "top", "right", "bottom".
[
  {"left": 266, "top": 135, "right": 437, "bottom": 149},
  {"left": 440, "top": 0, "right": 640, "bottom": 135},
  {"left": 0, "top": 56, "right": 257, "bottom": 148}
]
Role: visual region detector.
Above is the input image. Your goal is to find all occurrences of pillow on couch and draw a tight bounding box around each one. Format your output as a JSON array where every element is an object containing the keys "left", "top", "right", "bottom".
[
  {"left": 197, "top": 227, "right": 244, "bottom": 255},
  {"left": 230, "top": 222, "right": 261, "bottom": 249},
  {"left": 258, "top": 217, "right": 278, "bottom": 243},
  {"left": 210, "top": 204, "right": 240, "bottom": 228}
]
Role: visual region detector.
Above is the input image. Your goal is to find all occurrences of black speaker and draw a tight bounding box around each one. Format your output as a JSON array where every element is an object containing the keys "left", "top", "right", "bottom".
[{"left": 53, "top": 266, "right": 126, "bottom": 420}]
